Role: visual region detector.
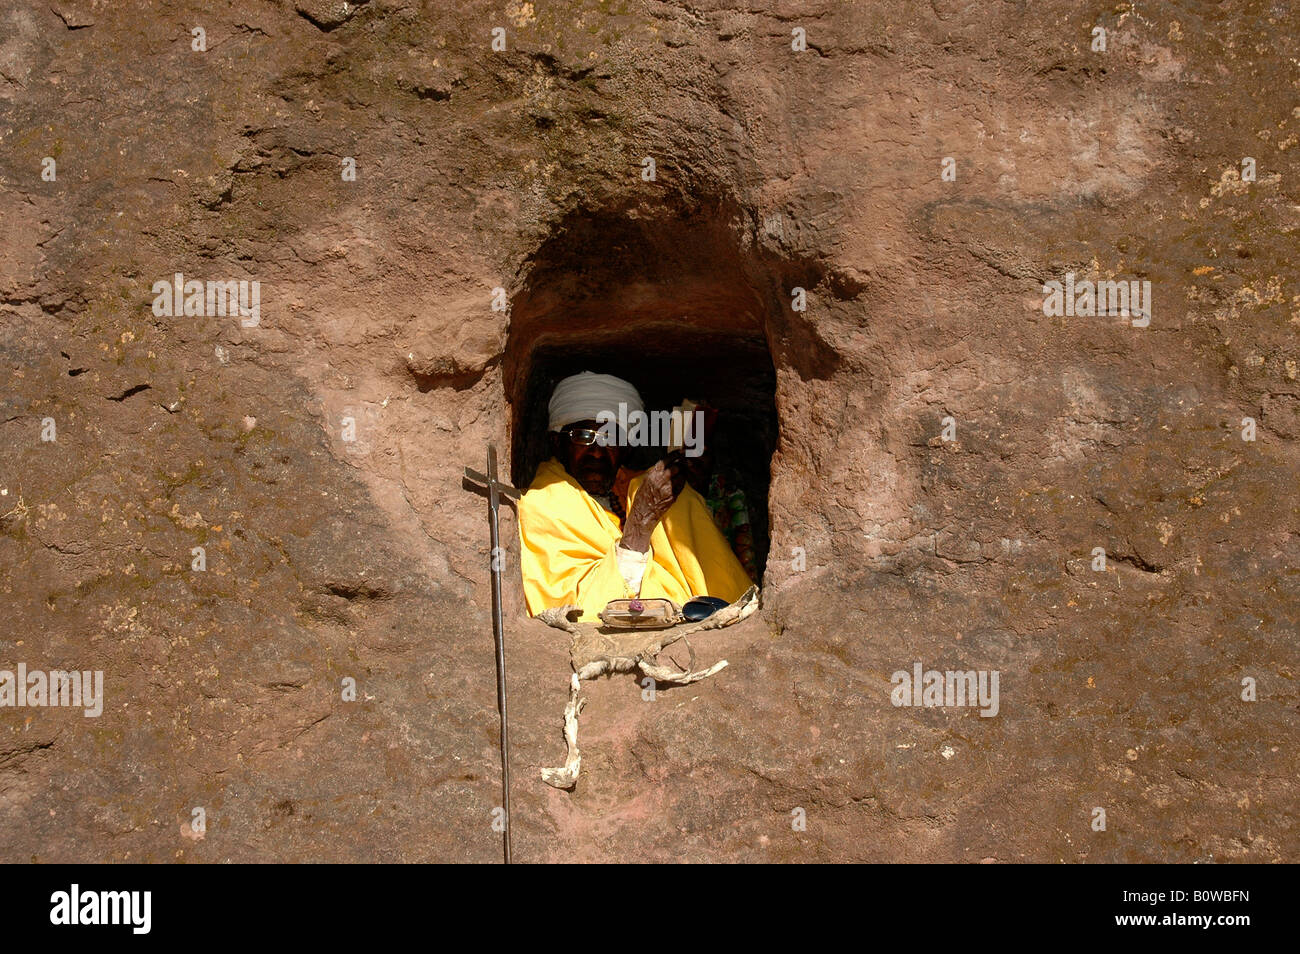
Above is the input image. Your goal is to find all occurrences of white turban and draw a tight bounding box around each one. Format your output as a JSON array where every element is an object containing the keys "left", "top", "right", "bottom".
[{"left": 548, "top": 371, "right": 644, "bottom": 431}]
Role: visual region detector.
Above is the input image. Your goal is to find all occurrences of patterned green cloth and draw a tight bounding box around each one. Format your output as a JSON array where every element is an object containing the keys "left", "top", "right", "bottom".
[{"left": 703, "top": 470, "right": 757, "bottom": 582}]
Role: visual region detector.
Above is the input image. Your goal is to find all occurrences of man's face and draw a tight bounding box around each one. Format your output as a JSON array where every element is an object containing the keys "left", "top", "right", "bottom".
[{"left": 558, "top": 420, "right": 621, "bottom": 496}]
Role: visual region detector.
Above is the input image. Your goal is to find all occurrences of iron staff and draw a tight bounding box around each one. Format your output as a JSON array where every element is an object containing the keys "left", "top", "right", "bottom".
[{"left": 464, "top": 444, "right": 521, "bottom": 864}]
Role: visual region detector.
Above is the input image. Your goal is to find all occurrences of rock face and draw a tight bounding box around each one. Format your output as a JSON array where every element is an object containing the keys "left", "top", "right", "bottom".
[{"left": 1, "top": 0, "right": 1297, "bottom": 862}]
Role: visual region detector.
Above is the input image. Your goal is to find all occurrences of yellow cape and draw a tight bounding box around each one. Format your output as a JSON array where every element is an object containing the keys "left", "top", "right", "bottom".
[{"left": 518, "top": 458, "right": 753, "bottom": 622}]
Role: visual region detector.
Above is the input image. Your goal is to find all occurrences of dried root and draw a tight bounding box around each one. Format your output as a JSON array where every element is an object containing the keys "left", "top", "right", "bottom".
[
  {"left": 536, "top": 605, "right": 583, "bottom": 635},
  {"left": 637, "top": 656, "right": 728, "bottom": 684},
  {"left": 540, "top": 674, "right": 585, "bottom": 789},
  {"left": 536, "top": 586, "right": 760, "bottom": 788}
]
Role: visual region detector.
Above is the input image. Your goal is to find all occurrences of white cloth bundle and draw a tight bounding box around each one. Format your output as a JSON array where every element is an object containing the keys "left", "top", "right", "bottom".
[{"left": 547, "top": 371, "right": 645, "bottom": 431}]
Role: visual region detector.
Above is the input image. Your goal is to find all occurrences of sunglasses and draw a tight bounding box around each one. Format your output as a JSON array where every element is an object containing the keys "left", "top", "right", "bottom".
[{"left": 562, "top": 427, "right": 614, "bottom": 447}]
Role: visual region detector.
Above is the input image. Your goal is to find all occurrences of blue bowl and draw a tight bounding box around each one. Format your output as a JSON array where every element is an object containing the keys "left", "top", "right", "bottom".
[{"left": 682, "top": 596, "right": 729, "bottom": 621}]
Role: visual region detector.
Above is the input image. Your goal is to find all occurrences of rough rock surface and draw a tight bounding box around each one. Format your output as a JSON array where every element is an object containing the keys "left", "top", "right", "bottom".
[{"left": 1, "top": 0, "right": 1296, "bottom": 862}]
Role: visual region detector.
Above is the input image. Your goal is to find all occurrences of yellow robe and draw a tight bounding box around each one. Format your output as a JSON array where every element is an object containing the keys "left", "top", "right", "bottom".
[{"left": 518, "top": 458, "right": 753, "bottom": 621}]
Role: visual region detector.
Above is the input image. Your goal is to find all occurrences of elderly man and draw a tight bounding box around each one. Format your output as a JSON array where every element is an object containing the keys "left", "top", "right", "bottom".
[{"left": 518, "top": 371, "right": 753, "bottom": 622}]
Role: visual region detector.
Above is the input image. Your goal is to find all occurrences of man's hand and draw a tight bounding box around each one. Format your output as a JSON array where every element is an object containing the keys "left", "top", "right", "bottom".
[{"left": 620, "top": 456, "right": 685, "bottom": 553}]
